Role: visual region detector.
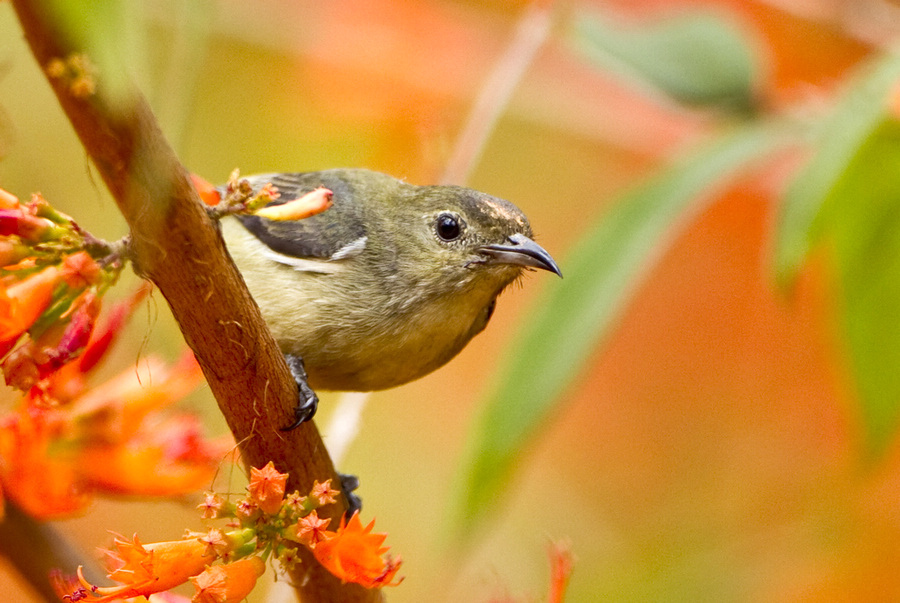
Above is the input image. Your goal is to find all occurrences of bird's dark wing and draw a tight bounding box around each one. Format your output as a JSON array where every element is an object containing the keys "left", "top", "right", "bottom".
[{"left": 225, "top": 172, "right": 367, "bottom": 261}]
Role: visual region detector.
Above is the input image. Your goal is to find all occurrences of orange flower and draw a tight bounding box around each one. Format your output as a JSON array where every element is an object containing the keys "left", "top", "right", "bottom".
[
  {"left": 76, "top": 415, "right": 227, "bottom": 497},
  {"left": 198, "top": 492, "right": 227, "bottom": 520},
  {"left": 60, "top": 251, "right": 101, "bottom": 288},
  {"left": 0, "top": 265, "right": 61, "bottom": 344},
  {"left": 0, "top": 292, "right": 220, "bottom": 518},
  {"left": 190, "top": 556, "right": 266, "bottom": 603},
  {"left": 191, "top": 173, "right": 221, "bottom": 207},
  {"left": 75, "top": 284, "right": 150, "bottom": 375},
  {"left": 292, "top": 510, "right": 331, "bottom": 547},
  {"left": 310, "top": 479, "right": 340, "bottom": 506},
  {"left": 77, "top": 534, "right": 218, "bottom": 601},
  {"left": 247, "top": 461, "right": 288, "bottom": 515},
  {"left": 311, "top": 513, "right": 402, "bottom": 588},
  {"left": 67, "top": 352, "right": 204, "bottom": 443},
  {"left": 2, "top": 290, "right": 102, "bottom": 391},
  {"left": 35, "top": 285, "right": 149, "bottom": 403},
  {"left": 0, "top": 409, "right": 91, "bottom": 519}
]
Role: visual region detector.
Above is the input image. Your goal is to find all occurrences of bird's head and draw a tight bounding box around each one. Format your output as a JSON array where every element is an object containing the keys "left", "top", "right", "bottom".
[{"left": 387, "top": 183, "right": 561, "bottom": 299}]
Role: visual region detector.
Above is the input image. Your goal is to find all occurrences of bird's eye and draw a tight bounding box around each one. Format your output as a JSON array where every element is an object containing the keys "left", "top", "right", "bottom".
[{"left": 435, "top": 213, "right": 462, "bottom": 241}]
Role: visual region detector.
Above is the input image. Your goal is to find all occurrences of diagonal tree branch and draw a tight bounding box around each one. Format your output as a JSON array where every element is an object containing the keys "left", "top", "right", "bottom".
[{"left": 8, "top": 2, "right": 381, "bottom": 601}]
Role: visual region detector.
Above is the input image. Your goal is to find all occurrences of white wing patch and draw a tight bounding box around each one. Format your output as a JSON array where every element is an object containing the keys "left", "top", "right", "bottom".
[
  {"left": 261, "top": 236, "right": 367, "bottom": 274},
  {"left": 262, "top": 249, "right": 343, "bottom": 274},
  {"left": 330, "top": 236, "right": 368, "bottom": 260}
]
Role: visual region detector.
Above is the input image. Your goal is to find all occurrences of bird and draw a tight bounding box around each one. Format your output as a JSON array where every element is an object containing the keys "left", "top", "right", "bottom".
[{"left": 218, "top": 168, "right": 561, "bottom": 428}]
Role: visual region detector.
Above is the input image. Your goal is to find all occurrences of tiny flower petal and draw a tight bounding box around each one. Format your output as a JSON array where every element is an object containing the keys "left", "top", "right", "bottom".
[
  {"left": 284, "top": 490, "right": 308, "bottom": 512},
  {"left": 61, "top": 251, "right": 101, "bottom": 288},
  {"left": 234, "top": 498, "right": 259, "bottom": 523},
  {"left": 247, "top": 461, "right": 288, "bottom": 515},
  {"left": 277, "top": 546, "right": 301, "bottom": 571},
  {"left": 198, "top": 528, "right": 232, "bottom": 558},
  {"left": 310, "top": 479, "right": 339, "bottom": 507},
  {"left": 198, "top": 492, "right": 227, "bottom": 520},
  {"left": 292, "top": 510, "right": 331, "bottom": 548}
]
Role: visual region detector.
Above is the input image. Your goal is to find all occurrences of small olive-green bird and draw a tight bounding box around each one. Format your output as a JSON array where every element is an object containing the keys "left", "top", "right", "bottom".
[{"left": 219, "top": 168, "right": 560, "bottom": 428}]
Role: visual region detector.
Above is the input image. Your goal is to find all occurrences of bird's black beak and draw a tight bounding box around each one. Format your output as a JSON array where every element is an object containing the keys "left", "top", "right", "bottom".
[{"left": 480, "top": 233, "right": 562, "bottom": 277}]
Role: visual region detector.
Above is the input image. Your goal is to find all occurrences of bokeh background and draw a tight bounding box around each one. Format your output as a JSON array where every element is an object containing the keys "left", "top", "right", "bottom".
[{"left": 3, "top": 0, "right": 900, "bottom": 601}]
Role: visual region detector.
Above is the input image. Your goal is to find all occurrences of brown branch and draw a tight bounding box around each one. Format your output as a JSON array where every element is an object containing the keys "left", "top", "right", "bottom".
[{"left": 9, "top": 2, "right": 382, "bottom": 602}]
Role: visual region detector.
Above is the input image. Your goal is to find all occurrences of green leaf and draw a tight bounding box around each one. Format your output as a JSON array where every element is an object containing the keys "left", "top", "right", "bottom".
[
  {"left": 773, "top": 53, "right": 900, "bottom": 288},
  {"left": 571, "top": 10, "right": 758, "bottom": 112},
  {"left": 451, "top": 122, "right": 793, "bottom": 536},
  {"left": 815, "top": 119, "right": 900, "bottom": 460}
]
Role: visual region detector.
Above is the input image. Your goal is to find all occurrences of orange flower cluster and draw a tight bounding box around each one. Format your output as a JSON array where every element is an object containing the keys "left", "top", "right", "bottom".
[
  {"left": 66, "top": 463, "right": 402, "bottom": 602},
  {"left": 0, "top": 287, "right": 228, "bottom": 519},
  {"left": 0, "top": 186, "right": 124, "bottom": 391},
  {"left": 0, "top": 186, "right": 227, "bottom": 520}
]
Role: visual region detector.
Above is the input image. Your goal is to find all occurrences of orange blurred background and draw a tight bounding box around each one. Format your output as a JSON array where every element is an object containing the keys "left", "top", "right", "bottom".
[{"left": 2, "top": 0, "right": 899, "bottom": 601}]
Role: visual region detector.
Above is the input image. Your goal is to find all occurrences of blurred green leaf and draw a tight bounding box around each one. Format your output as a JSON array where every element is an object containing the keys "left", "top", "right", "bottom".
[
  {"left": 571, "top": 10, "right": 758, "bottom": 112},
  {"left": 814, "top": 119, "right": 900, "bottom": 460},
  {"left": 773, "top": 53, "right": 900, "bottom": 288},
  {"left": 452, "top": 122, "right": 793, "bottom": 535}
]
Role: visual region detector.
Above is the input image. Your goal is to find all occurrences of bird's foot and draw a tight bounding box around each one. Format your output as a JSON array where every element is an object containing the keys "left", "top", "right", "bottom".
[
  {"left": 280, "top": 354, "right": 319, "bottom": 431},
  {"left": 339, "top": 472, "right": 362, "bottom": 516}
]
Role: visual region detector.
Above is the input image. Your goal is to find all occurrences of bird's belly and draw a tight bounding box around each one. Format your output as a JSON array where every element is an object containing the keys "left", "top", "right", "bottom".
[{"left": 300, "top": 305, "right": 488, "bottom": 392}]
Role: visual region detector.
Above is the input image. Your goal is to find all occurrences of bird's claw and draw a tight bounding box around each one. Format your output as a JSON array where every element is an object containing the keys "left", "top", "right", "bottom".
[
  {"left": 339, "top": 472, "right": 362, "bottom": 516},
  {"left": 281, "top": 354, "right": 319, "bottom": 431},
  {"left": 278, "top": 355, "right": 360, "bottom": 514}
]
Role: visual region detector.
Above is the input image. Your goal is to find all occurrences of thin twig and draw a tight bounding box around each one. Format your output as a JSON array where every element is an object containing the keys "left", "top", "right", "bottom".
[
  {"left": 325, "top": 392, "right": 371, "bottom": 467},
  {"left": 441, "top": 0, "right": 556, "bottom": 185}
]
